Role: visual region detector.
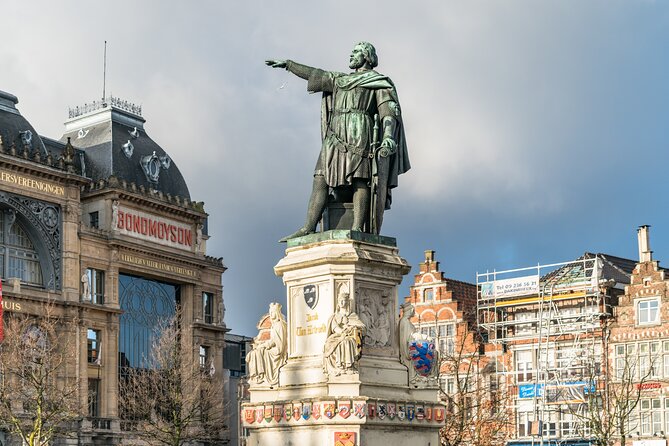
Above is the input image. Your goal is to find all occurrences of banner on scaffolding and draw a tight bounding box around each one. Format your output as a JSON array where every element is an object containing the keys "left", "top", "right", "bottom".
[
  {"left": 518, "top": 381, "right": 595, "bottom": 403},
  {"left": 481, "top": 275, "right": 539, "bottom": 299}
]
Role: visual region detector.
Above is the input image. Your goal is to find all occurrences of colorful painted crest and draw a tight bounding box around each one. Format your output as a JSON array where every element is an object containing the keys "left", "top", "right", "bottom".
[
  {"left": 292, "top": 403, "right": 301, "bottom": 421},
  {"left": 244, "top": 408, "right": 255, "bottom": 424},
  {"left": 377, "top": 402, "right": 387, "bottom": 420},
  {"left": 255, "top": 406, "right": 264, "bottom": 424},
  {"left": 264, "top": 406, "right": 273, "bottom": 423},
  {"left": 301, "top": 403, "right": 311, "bottom": 420},
  {"left": 434, "top": 406, "right": 445, "bottom": 422},
  {"left": 416, "top": 405, "right": 425, "bottom": 420},
  {"left": 312, "top": 402, "right": 321, "bottom": 420},
  {"left": 425, "top": 406, "right": 432, "bottom": 421},
  {"left": 273, "top": 405, "right": 283, "bottom": 422},
  {"left": 338, "top": 400, "right": 351, "bottom": 419},
  {"left": 387, "top": 402, "right": 396, "bottom": 420},
  {"left": 409, "top": 339, "right": 436, "bottom": 376},
  {"left": 334, "top": 432, "right": 356, "bottom": 446},
  {"left": 283, "top": 403, "right": 292, "bottom": 422},
  {"left": 323, "top": 401, "right": 336, "bottom": 419},
  {"left": 407, "top": 404, "right": 415, "bottom": 421},
  {"left": 353, "top": 401, "right": 366, "bottom": 419},
  {"left": 397, "top": 403, "right": 406, "bottom": 420},
  {"left": 367, "top": 402, "right": 376, "bottom": 419}
]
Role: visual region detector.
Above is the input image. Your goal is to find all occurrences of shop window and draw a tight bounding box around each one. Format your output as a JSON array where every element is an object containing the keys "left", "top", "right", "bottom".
[
  {"left": 202, "top": 292, "right": 213, "bottom": 324},
  {"left": 88, "top": 378, "right": 100, "bottom": 417},
  {"left": 637, "top": 298, "right": 660, "bottom": 325},
  {"left": 88, "top": 329, "right": 101, "bottom": 364},
  {"left": 85, "top": 268, "right": 105, "bottom": 304}
]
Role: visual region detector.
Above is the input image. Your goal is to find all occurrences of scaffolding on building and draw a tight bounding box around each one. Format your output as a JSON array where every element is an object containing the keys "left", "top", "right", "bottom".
[{"left": 477, "top": 256, "right": 613, "bottom": 446}]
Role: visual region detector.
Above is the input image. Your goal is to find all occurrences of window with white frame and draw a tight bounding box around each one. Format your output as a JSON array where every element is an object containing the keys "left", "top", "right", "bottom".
[
  {"left": 515, "top": 350, "right": 533, "bottom": 383},
  {"left": 424, "top": 288, "right": 434, "bottom": 301},
  {"left": 637, "top": 298, "right": 660, "bottom": 325},
  {"left": 437, "top": 323, "right": 455, "bottom": 354}
]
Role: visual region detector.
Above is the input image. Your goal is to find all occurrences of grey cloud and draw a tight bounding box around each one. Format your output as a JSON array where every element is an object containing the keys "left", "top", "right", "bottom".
[{"left": 1, "top": 0, "right": 668, "bottom": 334}]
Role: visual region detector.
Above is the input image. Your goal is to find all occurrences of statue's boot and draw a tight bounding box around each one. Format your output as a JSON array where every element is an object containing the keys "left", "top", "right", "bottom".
[
  {"left": 279, "top": 175, "right": 328, "bottom": 242},
  {"left": 351, "top": 179, "right": 369, "bottom": 232}
]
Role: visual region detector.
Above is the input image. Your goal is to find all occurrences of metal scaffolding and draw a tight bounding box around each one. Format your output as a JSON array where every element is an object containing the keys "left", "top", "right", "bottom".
[{"left": 477, "top": 256, "right": 611, "bottom": 446}]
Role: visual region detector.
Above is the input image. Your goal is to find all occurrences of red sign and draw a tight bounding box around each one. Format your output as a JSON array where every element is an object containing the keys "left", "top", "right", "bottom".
[
  {"left": 637, "top": 382, "right": 662, "bottom": 390},
  {"left": 117, "top": 209, "right": 193, "bottom": 247}
]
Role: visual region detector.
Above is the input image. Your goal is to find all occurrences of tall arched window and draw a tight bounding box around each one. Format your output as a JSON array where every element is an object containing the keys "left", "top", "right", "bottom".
[{"left": 0, "top": 209, "right": 43, "bottom": 286}]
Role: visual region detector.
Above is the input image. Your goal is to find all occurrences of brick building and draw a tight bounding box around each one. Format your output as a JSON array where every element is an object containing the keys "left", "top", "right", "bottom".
[{"left": 609, "top": 226, "right": 669, "bottom": 444}]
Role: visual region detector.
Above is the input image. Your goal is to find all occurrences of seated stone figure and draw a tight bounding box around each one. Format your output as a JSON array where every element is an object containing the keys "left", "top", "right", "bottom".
[
  {"left": 323, "top": 291, "right": 366, "bottom": 376},
  {"left": 246, "top": 302, "right": 287, "bottom": 386}
]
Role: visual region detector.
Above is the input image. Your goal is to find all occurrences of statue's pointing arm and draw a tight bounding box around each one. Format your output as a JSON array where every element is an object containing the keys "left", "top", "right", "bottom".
[{"left": 265, "top": 59, "right": 321, "bottom": 81}]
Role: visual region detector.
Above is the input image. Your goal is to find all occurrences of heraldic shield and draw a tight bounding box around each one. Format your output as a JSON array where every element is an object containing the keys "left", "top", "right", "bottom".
[{"left": 409, "top": 339, "right": 436, "bottom": 377}]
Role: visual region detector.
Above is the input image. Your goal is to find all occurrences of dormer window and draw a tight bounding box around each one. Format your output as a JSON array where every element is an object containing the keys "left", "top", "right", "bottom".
[{"left": 637, "top": 298, "right": 660, "bottom": 325}]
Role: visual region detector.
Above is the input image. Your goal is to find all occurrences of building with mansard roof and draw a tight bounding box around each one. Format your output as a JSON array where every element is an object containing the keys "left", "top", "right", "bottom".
[{"left": 0, "top": 89, "right": 228, "bottom": 445}]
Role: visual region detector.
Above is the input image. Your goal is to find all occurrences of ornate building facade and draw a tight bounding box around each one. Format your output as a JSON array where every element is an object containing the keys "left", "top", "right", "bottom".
[{"left": 0, "top": 89, "right": 227, "bottom": 445}]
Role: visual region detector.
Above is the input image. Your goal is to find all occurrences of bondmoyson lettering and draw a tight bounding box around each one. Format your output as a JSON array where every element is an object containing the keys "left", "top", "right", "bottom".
[
  {"left": 0, "top": 171, "right": 65, "bottom": 196},
  {"left": 117, "top": 209, "right": 193, "bottom": 248}
]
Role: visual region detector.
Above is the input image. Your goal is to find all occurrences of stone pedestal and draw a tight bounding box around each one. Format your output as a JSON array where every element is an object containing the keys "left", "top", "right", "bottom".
[{"left": 243, "top": 231, "right": 444, "bottom": 446}]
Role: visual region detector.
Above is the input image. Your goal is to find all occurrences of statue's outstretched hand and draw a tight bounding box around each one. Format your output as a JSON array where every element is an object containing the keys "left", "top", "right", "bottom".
[{"left": 265, "top": 59, "right": 287, "bottom": 69}]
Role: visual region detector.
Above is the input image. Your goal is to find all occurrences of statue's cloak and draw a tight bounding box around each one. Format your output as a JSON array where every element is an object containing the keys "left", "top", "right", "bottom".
[{"left": 316, "top": 70, "right": 410, "bottom": 209}]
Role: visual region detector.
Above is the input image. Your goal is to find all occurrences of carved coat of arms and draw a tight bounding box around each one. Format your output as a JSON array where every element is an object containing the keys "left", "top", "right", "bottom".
[
  {"left": 273, "top": 405, "right": 283, "bottom": 422},
  {"left": 283, "top": 403, "right": 292, "bottom": 422},
  {"left": 301, "top": 403, "right": 311, "bottom": 420},
  {"left": 334, "top": 432, "right": 356, "bottom": 446},
  {"left": 312, "top": 402, "right": 321, "bottom": 420},
  {"left": 304, "top": 284, "right": 318, "bottom": 309},
  {"left": 255, "top": 406, "right": 264, "bottom": 424},
  {"left": 338, "top": 400, "right": 351, "bottom": 419},
  {"left": 244, "top": 408, "right": 255, "bottom": 424},
  {"left": 324, "top": 401, "right": 336, "bottom": 419},
  {"left": 367, "top": 402, "right": 376, "bottom": 419},
  {"left": 387, "top": 403, "right": 396, "bottom": 420},
  {"left": 353, "top": 401, "right": 366, "bottom": 418},
  {"left": 377, "top": 402, "right": 387, "bottom": 420}
]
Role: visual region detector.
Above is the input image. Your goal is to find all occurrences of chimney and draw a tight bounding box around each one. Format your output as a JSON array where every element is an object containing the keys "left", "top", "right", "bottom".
[{"left": 637, "top": 225, "right": 652, "bottom": 263}]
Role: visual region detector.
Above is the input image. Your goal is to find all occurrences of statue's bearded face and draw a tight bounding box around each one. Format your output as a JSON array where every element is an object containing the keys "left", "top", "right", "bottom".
[{"left": 349, "top": 44, "right": 366, "bottom": 70}]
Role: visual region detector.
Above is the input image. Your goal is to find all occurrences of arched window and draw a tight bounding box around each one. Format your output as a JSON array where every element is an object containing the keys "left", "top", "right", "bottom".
[{"left": 0, "top": 209, "right": 43, "bottom": 286}]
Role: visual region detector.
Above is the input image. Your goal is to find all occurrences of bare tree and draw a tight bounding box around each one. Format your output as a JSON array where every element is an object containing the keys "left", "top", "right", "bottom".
[
  {"left": 0, "top": 303, "right": 80, "bottom": 446},
  {"left": 119, "top": 310, "right": 227, "bottom": 446},
  {"left": 439, "top": 319, "right": 512, "bottom": 446}
]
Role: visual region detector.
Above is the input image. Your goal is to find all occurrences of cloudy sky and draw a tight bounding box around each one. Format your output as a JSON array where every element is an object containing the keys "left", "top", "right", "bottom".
[{"left": 3, "top": 1, "right": 669, "bottom": 336}]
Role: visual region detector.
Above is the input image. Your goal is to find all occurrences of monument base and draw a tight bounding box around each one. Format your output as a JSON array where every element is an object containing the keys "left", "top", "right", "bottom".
[{"left": 244, "top": 232, "right": 443, "bottom": 445}]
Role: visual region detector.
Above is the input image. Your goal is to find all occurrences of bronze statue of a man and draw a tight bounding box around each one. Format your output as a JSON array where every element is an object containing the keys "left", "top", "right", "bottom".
[{"left": 267, "top": 41, "right": 410, "bottom": 241}]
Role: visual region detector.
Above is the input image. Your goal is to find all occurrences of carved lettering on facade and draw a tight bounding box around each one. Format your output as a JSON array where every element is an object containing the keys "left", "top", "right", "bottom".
[
  {"left": 0, "top": 171, "right": 64, "bottom": 196},
  {"left": 295, "top": 324, "right": 326, "bottom": 337},
  {"left": 119, "top": 253, "right": 197, "bottom": 278}
]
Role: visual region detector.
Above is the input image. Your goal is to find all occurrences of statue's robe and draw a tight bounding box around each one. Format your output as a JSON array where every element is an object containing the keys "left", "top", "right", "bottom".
[{"left": 307, "top": 69, "right": 410, "bottom": 210}]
